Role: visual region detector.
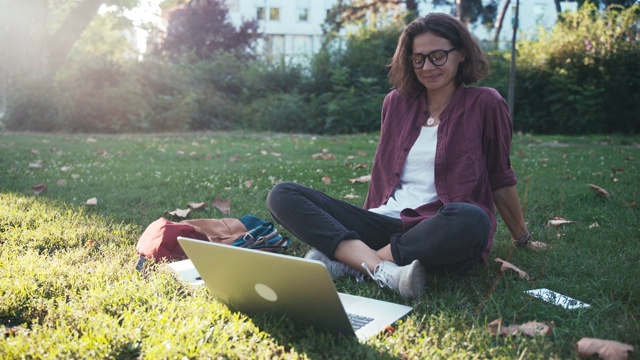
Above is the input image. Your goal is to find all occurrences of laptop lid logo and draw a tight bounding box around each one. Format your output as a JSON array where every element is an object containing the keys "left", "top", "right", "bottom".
[{"left": 255, "top": 283, "right": 278, "bottom": 302}]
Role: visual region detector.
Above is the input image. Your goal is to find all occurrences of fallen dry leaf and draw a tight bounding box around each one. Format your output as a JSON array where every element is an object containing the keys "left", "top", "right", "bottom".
[
  {"left": 348, "top": 175, "right": 372, "bottom": 184},
  {"left": 28, "top": 160, "right": 43, "bottom": 168},
  {"left": 60, "top": 166, "right": 71, "bottom": 172},
  {"left": 546, "top": 217, "right": 576, "bottom": 227},
  {"left": 86, "top": 197, "right": 98, "bottom": 206},
  {"left": 56, "top": 179, "right": 67, "bottom": 186},
  {"left": 167, "top": 208, "right": 190, "bottom": 218},
  {"left": 589, "top": 222, "right": 600, "bottom": 229},
  {"left": 212, "top": 196, "right": 231, "bottom": 214},
  {"left": 588, "top": 184, "right": 610, "bottom": 198},
  {"left": 1, "top": 326, "right": 21, "bottom": 337},
  {"left": 31, "top": 183, "right": 47, "bottom": 195},
  {"left": 312, "top": 153, "right": 336, "bottom": 160},
  {"left": 488, "top": 318, "right": 552, "bottom": 337},
  {"left": 344, "top": 194, "right": 360, "bottom": 199},
  {"left": 495, "top": 258, "right": 529, "bottom": 279},
  {"left": 188, "top": 202, "right": 206, "bottom": 210},
  {"left": 575, "top": 338, "right": 634, "bottom": 360},
  {"left": 244, "top": 180, "right": 253, "bottom": 188},
  {"left": 527, "top": 241, "right": 548, "bottom": 251},
  {"left": 322, "top": 176, "right": 331, "bottom": 185},
  {"left": 84, "top": 240, "right": 99, "bottom": 248}
]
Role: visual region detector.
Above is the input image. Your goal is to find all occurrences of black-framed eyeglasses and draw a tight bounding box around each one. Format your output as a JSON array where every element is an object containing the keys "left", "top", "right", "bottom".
[{"left": 409, "top": 48, "right": 457, "bottom": 68}]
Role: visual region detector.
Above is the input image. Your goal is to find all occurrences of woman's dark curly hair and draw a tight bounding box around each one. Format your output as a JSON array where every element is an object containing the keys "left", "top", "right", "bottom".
[{"left": 387, "top": 13, "right": 489, "bottom": 95}]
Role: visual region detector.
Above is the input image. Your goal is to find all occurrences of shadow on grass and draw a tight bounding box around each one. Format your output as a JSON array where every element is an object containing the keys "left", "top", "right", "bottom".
[{"left": 249, "top": 313, "right": 402, "bottom": 359}]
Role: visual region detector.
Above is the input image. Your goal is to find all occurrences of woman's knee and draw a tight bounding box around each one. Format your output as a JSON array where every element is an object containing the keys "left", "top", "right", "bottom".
[
  {"left": 266, "top": 182, "right": 299, "bottom": 213},
  {"left": 440, "top": 203, "right": 490, "bottom": 238}
]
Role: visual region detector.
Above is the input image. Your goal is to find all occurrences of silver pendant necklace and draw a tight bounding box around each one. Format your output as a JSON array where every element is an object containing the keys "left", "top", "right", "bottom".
[{"left": 426, "top": 116, "right": 435, "bottom": 126}]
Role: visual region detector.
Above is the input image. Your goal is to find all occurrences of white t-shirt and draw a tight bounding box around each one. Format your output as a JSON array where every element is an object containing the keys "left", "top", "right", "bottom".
[{"left": 369, "top": 125, "right": 438, "bottom": 219}]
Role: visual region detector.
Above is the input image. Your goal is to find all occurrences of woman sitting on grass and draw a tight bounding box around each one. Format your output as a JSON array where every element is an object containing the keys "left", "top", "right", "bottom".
[{"left": 267, "top": 13, "right": 530, "bottom": 299}]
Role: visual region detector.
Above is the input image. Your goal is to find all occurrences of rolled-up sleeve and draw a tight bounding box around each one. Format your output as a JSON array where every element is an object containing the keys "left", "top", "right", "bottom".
[{"left": 482, "top": 89, "right": 517, "bottom": 191}]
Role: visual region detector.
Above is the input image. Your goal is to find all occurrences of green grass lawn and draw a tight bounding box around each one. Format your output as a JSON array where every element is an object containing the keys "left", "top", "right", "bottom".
[{"left": 1, "top": 131, "right": 639, "bottom": 359}]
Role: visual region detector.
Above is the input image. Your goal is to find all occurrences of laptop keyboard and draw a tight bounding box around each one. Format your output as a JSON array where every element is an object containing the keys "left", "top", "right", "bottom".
[{"left": 347, "top": 313, "right": 374, "bottom": 330}]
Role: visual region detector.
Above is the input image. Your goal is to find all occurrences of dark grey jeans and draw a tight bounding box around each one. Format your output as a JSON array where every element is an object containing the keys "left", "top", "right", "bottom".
[{"left": 267, "top": 182, "right": 490, "bottom": 275}]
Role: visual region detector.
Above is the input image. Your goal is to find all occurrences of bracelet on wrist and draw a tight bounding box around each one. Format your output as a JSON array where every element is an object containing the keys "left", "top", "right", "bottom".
[{"left": 513, "top": 232, "right": 531, "bottom": 247}]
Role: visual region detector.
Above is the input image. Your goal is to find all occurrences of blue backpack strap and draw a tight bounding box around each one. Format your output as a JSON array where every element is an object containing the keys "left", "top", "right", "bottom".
[
  {"left": 234, "top": 215, "right": 290, "bottom": 250},
  {"left": 238, "top": 215, "right": 266, "bottom": 230}
]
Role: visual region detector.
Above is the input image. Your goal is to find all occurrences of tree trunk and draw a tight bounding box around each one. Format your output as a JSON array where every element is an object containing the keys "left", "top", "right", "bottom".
[
  {"left": 508, "top": 0, "right": 519, "bottom": 119},
  {"left": 45, "top": 0, "right": 104, "bottom": 81},
  {"left": 404, "top": 0, "right": 419, "bottom": 23},
  {"left": 405, "top": 0, "right": 418, "bottom": 12},
  {"left": 455, "top": 0, "right": 470, "bottom": 26},
  {"left": 493, "top": 0, "right": 511, "bottom": 44}
]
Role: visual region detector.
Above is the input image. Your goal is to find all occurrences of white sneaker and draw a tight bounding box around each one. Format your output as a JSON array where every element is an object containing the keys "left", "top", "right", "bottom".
[
  {"left": 305, "top": 248, "right": 365, "bottom": 282},
  {"left": 363, "top": 260, "right": 426, "bottom": 299}
]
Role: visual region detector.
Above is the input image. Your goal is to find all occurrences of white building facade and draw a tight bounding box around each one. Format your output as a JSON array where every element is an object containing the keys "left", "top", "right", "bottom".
[
  {"left": 224, "top": 0, "right": 575, "bottom": 60},
  {"left": 225, "top": 0, "right": 337, "bottom": 61}
]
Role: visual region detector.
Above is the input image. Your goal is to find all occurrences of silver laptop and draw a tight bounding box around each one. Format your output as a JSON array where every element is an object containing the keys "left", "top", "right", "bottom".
[{"left": 174, "top": 236, "right": 413, "bottom": 341}]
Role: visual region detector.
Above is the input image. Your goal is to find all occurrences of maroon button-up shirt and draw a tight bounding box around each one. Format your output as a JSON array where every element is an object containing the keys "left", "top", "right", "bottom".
[{"left": 363, "top": 86, "right": 517, "bottom": 260}]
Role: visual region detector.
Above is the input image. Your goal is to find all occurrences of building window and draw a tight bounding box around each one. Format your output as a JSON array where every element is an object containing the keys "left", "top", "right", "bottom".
[
  {"left": 297, "top": 0, "right": 310, "bottom": 21},
  {"left": 533, "top": 3, "right": 547, "bottom": 25},
  {"left": 225, "top": 0, "right": 239, "bottom": 12},
  {"left": 293, "top": 35, "right": 312, "bottom": 55},
  {"left": 298, "top": 8, "right": 309, "bottom": 21},
  {"left": 269, "top": 7, "right": 280, "bottom": 21},
  {"left": 265, "top": 34, "right": 285, "bottom": 58},
  {"left": 258, "top": 6, "right": 281, "bottom": 21}
]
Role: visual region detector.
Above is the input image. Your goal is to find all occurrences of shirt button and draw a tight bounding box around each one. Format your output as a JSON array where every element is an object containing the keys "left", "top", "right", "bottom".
[
  {"left": 395, "top": 173, "right": 400, "bottom": 177},
  {"left": 403, "top": 147, "right": 409, "bottom": 152}
]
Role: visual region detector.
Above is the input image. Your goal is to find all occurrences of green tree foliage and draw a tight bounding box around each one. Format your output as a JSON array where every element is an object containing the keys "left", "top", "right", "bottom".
[
  {"left": 0, "top": 0, "right": 138, "bottom": 83},
  {"left": 157, "top": 0, "right": 260, "bottom": 62},
  {"left": 325, "top": 0, "right": 499, "bottom": 33},
  {"left": 0, "top": 0, "right": 139, "bottom": 130},
  {"left": 2, "top": 1, "right": 637, "bottom": 135},
  {"left": 577, "top": 0, "right": 639, "bottom": 9},
  {"left": 514, "top": 3, "right": 639, "bottom": 134},
  {"left": 278, "top": 23, "right": 402, "bottom": 134}
]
